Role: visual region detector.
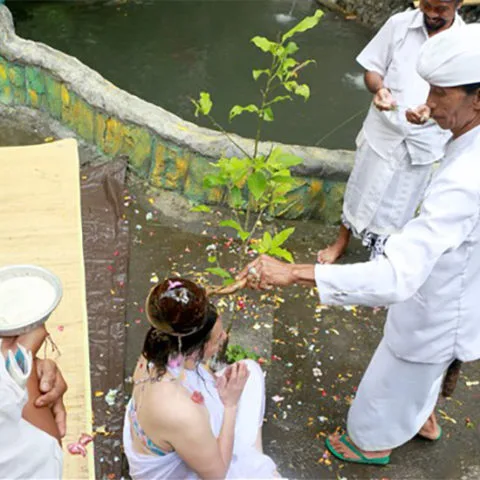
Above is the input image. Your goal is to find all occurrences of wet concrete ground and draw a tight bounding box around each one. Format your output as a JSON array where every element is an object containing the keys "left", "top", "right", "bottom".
[
  {"left": 123, "top": 184, "right": 480, "bottom": 480},
  {"left": 2, "top": 107, "right": 480, "bottom": 479}
]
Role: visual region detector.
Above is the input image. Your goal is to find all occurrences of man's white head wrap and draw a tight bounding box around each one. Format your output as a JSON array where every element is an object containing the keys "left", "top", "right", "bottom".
[{"left": 417, "top": 24, "right": 480, "bottom": 87}]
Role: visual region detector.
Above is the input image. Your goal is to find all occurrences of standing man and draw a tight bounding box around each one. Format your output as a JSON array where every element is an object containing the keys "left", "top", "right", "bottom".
[
  {"left": 318, "top": 0, "right": 464, "bottom": 264},
  {"left": 240, "top": 24, "right": 480, "bottom": 465}
]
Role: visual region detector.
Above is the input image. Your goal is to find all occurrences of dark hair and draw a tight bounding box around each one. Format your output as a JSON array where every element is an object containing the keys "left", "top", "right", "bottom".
[
  {"left": 142, "top": 278, "right": 218, "bottom": 376},
  {"left": 461, "top": 82, "right": 480, "bottom": 95}
]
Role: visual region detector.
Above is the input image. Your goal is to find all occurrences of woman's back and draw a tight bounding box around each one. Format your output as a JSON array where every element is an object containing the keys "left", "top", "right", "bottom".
[
  {"left": 123, "top": 278, "right": 279, "bottom": 479},
  {"left": 124, "top": 364, "right": 223, "bottom": 479},
  {"left": 124, "top": 361, "right": 278, "bottom": 479}
]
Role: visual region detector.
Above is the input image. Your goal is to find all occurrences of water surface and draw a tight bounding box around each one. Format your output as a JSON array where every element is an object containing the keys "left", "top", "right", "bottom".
[{"left": 11, "top": 1, "right": 372, "bottom": 149}]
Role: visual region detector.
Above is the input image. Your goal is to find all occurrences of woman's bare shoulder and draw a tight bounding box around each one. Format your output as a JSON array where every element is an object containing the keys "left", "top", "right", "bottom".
[{"left": 140, "top": 378, "right": 209, "bottom": 430}]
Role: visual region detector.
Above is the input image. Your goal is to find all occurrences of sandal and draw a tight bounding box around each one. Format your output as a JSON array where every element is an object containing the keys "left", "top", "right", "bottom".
[
  {"left": 325, "top": 434, "right": 390, "bottom": 466},
  {"left": 418, "top": 425, "right": 442, "bottom": 441}
]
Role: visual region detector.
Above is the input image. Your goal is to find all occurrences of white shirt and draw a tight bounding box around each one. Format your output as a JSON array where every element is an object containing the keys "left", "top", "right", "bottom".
[
  {"left": 316, "top": 126, "right": 480, "bottom": 364},
  {"left": 357, "top": 9, "right": 463, "bottom": 165},
  {"left": 0, "top": 341, "right": 63, "bottom": 479}
]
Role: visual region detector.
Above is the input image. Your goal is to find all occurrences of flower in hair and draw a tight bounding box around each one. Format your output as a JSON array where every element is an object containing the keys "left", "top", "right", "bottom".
[
  {"left": 167, "top": 280, "right": 183, "bottom": 290},
  {"left": 167, "top": 355, "right": 183, "bottom": 369},
  {"left": 161, "top": 287, "right": 190, "bottom": 305}
]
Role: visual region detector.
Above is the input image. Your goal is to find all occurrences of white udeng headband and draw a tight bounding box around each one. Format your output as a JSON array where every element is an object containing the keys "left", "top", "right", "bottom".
[{"left": 417, "top": 24, "right": 480, "bottom": 87}]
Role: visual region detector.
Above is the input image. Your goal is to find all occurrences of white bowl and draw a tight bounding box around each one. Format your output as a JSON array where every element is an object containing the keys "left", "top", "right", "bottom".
[{"left": 0, "top": 265, "right": 63, "bottom": 336}]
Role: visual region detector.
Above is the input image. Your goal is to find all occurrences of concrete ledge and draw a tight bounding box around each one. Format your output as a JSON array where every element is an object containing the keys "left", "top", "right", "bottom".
[{"left": 0, "top": 5, "right": 355, "bottom": 222}]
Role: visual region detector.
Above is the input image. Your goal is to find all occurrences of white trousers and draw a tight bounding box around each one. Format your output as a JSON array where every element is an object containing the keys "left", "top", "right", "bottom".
[
  {"left": 343, "top": 139, "right": 433, "bottom": 237},
  {"left": 347, "top": 338, "right": 451, "bottom": 451}
]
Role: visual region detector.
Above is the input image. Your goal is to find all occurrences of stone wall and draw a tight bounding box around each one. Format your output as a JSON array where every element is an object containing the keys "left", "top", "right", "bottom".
[{"left": 0, "top": 5, "right": 356, "bottom": 223}]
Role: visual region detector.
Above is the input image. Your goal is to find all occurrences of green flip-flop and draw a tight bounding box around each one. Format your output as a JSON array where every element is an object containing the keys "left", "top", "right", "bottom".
[
  {"left": 418, "top": 425, "right": 443, "bottom": 441},
  {"left": 325, "top": 434, "right": 391, "bottom": 466}
]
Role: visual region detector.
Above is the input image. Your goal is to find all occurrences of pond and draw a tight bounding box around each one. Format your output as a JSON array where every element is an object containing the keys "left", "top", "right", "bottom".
[{"left": 10, "top": 0, "right": 372, "bottom": 149}]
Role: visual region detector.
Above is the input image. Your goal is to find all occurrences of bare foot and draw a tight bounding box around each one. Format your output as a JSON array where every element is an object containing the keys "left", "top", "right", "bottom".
[
  {"left": 317, "top": 243, "right": 347, "bottom": 264},
  {"left": 317, "top": 224, "right": 351, "bottom": 264},
  {"left": 418, "top": 413, "right": 441, "bottom": 440},
  {"left": 327, "top": 433, "right": 391, "bottom": 460}
]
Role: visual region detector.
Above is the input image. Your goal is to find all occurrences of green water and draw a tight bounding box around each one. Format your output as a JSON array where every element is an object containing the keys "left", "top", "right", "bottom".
[{"left": 10, "top": 1, "right": 372, "bottom": 149}]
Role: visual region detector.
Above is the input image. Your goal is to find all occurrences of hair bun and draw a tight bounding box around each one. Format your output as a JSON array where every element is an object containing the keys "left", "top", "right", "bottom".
[{"left": 145, "top": 278, "right": 208, "bottom": 336}]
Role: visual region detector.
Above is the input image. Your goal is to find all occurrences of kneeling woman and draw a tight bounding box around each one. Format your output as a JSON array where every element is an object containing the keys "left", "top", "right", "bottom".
[{"left": 123, "top": 278, "right": 280, "bottom": 479}]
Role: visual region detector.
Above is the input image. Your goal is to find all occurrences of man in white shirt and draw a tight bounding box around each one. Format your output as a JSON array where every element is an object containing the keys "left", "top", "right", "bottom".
[
  {"left": 318, "top": 0, "right": 464, "bottom": 264},
  {"left": 240, "top": 24, "right": 480, "bottom": 465}
]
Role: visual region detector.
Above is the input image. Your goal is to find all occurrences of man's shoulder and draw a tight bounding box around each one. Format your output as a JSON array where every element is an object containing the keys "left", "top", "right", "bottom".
[
  {"left": 385, "top": 8, "right": 419, "bottom": 29},
  {"left": 440, "top": 134, "right": 480, "bottom": 193}
]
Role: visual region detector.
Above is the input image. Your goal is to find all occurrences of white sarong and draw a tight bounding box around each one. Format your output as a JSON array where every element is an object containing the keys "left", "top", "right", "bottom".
[
  {"left": 124, "top": 359, "right": 280, "bottom": 479},
  {"left": 343, "top": 136, "right": 433, "bottom": 244},
  {"left": 347, "top": 338, "right": 451, "bottom": 451},
  {"left": 0, "top": 341, "right": 63, "bottom": 479}
]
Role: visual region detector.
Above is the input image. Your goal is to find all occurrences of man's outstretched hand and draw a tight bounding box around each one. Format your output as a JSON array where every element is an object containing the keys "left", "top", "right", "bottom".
[{"left": 237, "top": 255, "right": 294, "bottom": 290}]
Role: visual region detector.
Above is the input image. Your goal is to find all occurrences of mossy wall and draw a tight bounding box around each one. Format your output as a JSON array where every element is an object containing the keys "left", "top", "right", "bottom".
[{"left": 0, "top": 5, "right": 354, "bottom": 223}]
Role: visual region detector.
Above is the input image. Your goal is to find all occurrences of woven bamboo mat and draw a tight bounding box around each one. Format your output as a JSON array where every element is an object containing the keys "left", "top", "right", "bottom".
[{"left": 0, "top": 139, "right": 94, "bottom": 479}]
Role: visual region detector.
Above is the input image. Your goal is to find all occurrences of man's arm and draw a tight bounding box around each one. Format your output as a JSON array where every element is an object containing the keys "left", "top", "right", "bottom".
[
  {"left": 315, "top": 172, "right": 479, "bottom": 306},
  {"left": 241, "top": 167, "right": 479, "bottom": 308},
  {"left": 15, "top": 327, "right": 62, "bottom": 442},
  {"left": 357, "top": 15, "right": 397, "bottom": 110},
  {"left": 23, "top": 364, "right": 61, "bottom": 441},
  {"left": 364, "top": 71, "right": 384, "bottom": 95}
]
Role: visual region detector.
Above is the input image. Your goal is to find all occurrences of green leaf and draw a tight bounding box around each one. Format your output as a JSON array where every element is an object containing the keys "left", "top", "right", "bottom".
[
  {"left": 253, "top": 69, "right": 270, "bottom": 81},
  {"left": 229, "top": 104, "right": 259, "bottom": 121},
  {"left": 208, "top": 255, "right": 217, "bottom": 264},
  {"left": 206, "top": 267, "right": 232, "bottom": 279},
  {"left": 281, "top": 9, "right": 324, "bottom": 43},
  {"left": 232, "top": 168, "right": 250, "bottom": 187},
  {"left": 269, "top": 247, "right": 294, "bottom": 263},
  {"left": 271, "top": 175, "right": 294, "bottom": 185},
  {"left": 274, "top": 153, "right": 304, "bottom": 169},
  {"left": 226, "top": 344, "right": 260, "bottom": 363},
  {"left": 230, "top": 186, "right": 244, "bottom": 209},
  {"left": 248, "top": 171, "right": 267, "bottom": 200},
  {"left": 190, "top": 204, "right": 212, "bottom": 213},
  {"left": 219, "top": 219, "right": 249, "bottom": 241},
  {"left": 295, "top": 84, "right": 310, "bottom": 101},
  {"left": 193, "top": 92, "right": 212, "bottom": 116},
  {"left": 226, "top": 157, "right": 251, "bottom": 186},
  {"left": 284, "top": 80, "right": 299, "bottom": 93},
  {"left": 268, "top": 95, "right": 292, "bottom": 106},
  {"left": 282, "top": 58, "right": 298, "bottom": 70},
  {"left": 251, "top": 36, "right": 276, "bottom": 53},
  {"left": 271, "top": 227, "right": 295, "bottom": 248},
  {"left": 262, "top": 231, "right": 273, "bottom": 250},
  {"left": 203, "top": 174, "right": 224, "bottom": 188},
  {"left": 223, "top": 278, "right": 235, "bottom": 286},
  {"left": 284, "top": 41, "right": 299, "bottom": 55},
  {"left": 262, "top": 107, "right": 274, "bottom": 122},
  {"left": 219, "top": 219, "right": 243, "bottom": 230}
]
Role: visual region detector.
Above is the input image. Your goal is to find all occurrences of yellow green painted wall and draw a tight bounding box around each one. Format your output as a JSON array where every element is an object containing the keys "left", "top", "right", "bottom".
[{"left": 0, "top": 55, "right": 345, "bottom": 222}]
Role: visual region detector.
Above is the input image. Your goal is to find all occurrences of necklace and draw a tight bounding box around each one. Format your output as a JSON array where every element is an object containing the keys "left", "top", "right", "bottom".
[
  {"left": 133, "top": 375, "right": 158, "bottom": 386},
  {"left": 133, "top": 361, "right": 161, "bottom": 386},
  {"left": 133, "top": 363, "right": 179, "bottom": 386}
]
